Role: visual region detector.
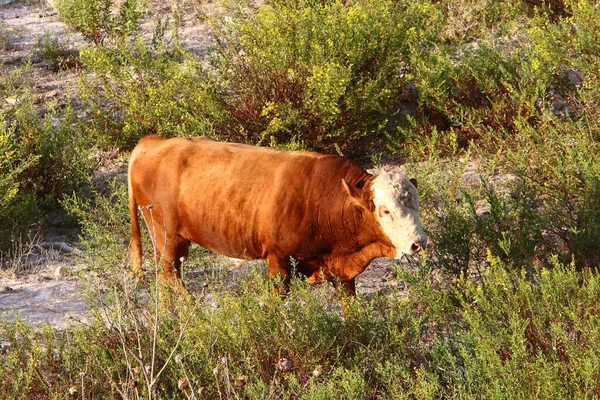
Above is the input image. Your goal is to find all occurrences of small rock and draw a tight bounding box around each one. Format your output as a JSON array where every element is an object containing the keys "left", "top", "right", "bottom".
[
  {"left": 1, "top": 286, "right": 14, "bottom": 293},
  {"left": 41, "top": 242, "right": 75, "bottom": 253},
  {"left": 312, "top": 366, "right": 322, "bottom": 378},
  {"left": 54, "top": 265, "right": 69, "bottom": 278},
  {"left": 1, "top": 342, "right": 11, "bottom": 355},
  {"left": 234, "top": 376, "right": 247, "bottom": 387},
  {"left": 68, "top": 386, "right": 77, "bottom": 396},
  {"left": 276, "top": 358, "right": 293, "bottom": 372},
  {"left": 177, "top": 377, "right": 190, "bottom": 391},
  {"left": 198, "top": 386, "right": 209, "bottom": 395}
]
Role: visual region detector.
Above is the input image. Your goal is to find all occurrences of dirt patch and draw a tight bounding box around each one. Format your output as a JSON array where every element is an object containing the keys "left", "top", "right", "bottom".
[{"left": 0, "top": 278, "right": 89, "bottom": 329}]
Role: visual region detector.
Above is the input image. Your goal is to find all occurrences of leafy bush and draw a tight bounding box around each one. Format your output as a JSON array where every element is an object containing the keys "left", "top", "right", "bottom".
[
  {"left": 55, "top": 0, "right": 142, "bottom": 46},
  {"left": 210, "top": 0, "right": 434, "bottom": 155},
  {"left": 407, "top": 38, "right": 551, "bottom": 148},
  {"left": 69, "top": 0, "right": 443, "bottom": 154},
  {"left": 0, "top": 117, "right": 38, "bottom": 248},
  {"left": 62, "top": 178, "right": 130, "bottom": 268},
  {"left": 407, "top": 154, "right": 545, "bottom": 277},
  {"left": 4, "top": 248, "right": 600, "bottom": 398},
  {"left": 411, "top": 113, "right": 599, "bottom": 277},
  {"left": 497, "top": 117, "right": 600, "bottom": 269},
  {"left": 444, "top": 256, "right": 600, "bottom": 398},
  {"left": 0, "top": 92, "right": 95, "bottom": 251},
  {"left": 77, "top": 41, "right": 222, "bottom": 148},
  {"left": 12, "top": 96, "right": 95, "bottom": 202},
  {"left": 35, "top": 34, "right": 79, "bottom": 71}
]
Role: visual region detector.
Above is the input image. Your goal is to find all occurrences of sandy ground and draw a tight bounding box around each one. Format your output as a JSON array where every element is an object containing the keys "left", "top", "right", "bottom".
[{"left": 0, "top": 279, "right": 89, "bottom": 329}]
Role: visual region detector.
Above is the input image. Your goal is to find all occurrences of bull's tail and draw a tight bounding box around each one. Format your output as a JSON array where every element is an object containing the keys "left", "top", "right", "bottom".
[{"left": 128, "top": 147, "right": 143, "bottom": 280}]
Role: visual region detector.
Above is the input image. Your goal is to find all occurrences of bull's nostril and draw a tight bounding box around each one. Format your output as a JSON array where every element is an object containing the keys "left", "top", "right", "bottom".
[{"left": 411, "top": 243, "right": 421, "bottom": 253}]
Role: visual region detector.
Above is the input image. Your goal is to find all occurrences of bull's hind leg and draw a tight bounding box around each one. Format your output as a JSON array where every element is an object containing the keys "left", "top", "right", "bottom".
[
  {"left": 157, "top": 237, "right": 190, "bottom": 293},
  {"left": 266, "top": 255, "right": 291, "bottom": 297},
  {"left": 171, "top": 239, "right": 190, "bottom": 288},
  {"left": 146, "top": 223, "right": 189, "bottom": 294}
]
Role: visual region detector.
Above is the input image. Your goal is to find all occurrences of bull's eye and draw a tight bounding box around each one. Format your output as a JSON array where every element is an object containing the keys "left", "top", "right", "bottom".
[{"left": 379, "top": 206, "right": 392, "bottom": 218}]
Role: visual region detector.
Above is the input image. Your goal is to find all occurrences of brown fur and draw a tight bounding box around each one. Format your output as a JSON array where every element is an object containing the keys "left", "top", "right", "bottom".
[{"left": 128, "top": 135, "right": 398, "bottom": 298}]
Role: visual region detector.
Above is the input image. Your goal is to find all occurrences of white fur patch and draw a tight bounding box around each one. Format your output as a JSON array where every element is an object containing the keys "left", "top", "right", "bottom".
[{"left": 371, "top": 171, "right": 427, "bottom": 257}]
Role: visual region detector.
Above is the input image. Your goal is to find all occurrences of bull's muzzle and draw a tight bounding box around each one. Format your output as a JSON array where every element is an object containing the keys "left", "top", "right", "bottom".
[{"left": 410, "top": 237, "right": 428, "bottom": 253}]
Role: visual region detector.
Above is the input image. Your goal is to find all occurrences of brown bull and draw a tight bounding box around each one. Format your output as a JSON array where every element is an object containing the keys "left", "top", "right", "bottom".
[{"left": 128, "top": 135, "right": 427, "bottom": 299}]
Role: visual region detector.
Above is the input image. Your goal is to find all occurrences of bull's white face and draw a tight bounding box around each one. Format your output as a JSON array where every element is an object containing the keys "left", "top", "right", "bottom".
[{"left": 371, "top": 171, "right": 428, "bottom": 258}]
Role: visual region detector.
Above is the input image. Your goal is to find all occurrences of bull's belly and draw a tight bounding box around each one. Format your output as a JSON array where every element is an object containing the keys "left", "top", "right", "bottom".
[
  {"left": 187, "top": 231, "right": 264, "bottom": 261},
  {"left": 205, "top": 243, "right": 262, "bottom": 261}
]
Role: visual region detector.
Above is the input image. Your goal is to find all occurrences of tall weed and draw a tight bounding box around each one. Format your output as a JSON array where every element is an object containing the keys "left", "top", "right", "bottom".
[
  {"left": 55, "top": 0, "right": 142, "bottom": 46},
  {"left": 497, "top": 116, "right": 600, "bottom": 269}
]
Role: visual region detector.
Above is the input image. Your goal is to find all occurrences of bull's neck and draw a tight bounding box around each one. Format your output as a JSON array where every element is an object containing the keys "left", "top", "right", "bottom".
[{"left": 336, "top": 194, "right": 394, "bottom": 256}]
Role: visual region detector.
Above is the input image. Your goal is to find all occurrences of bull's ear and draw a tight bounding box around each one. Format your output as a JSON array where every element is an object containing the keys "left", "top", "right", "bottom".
[
  {"left": 342, "top": 179, "right": 365, "bottom": 207},
  {"left": 409, "top": 178, "right": 418, "bottom": 189}
]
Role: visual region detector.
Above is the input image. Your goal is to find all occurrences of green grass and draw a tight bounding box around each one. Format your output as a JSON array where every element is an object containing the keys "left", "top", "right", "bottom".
[{"left": 2, "top": 255, "right": 600, "bottom": 398}]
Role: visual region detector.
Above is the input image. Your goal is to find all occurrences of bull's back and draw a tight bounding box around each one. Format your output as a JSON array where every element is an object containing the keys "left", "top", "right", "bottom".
[{"left": 129, "top": 136, "right": 323, "bottom": 259}]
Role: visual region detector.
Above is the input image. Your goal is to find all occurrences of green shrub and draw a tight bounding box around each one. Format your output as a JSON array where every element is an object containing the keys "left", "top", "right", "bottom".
[
  {"left": 4, "top": 240, "right": 600, "bottom": 398},
  {"left": 498, "top": 116, "right": 600, "bottom": 269},
  {"left": 407, "top": 38, "right": 550, "bottom": 149},
  {"left": 407, "top": 153, "right": 546, "bottom": 277},
  {"left": 0, "top": 259, "right": 452, "bottom": 398},
  {"left": 77, "top": 41, "right": 222, "bottom": 148},
  {"left": 35, "top": 34, "right": 79, "bottom": 71},
  {"left": 392, "top": 0, "right": 598, "bottom": 158},
  {"left": 12, "top": 95, "right": 95, "bottom": 202},
  {"left": 0, "top": 92, "right": 95, "bottom": 252},
  {"left": 211, "top": 0, "right": 438, "bottom": 155},
  {"left": 71, "top": 0, "right": 441, "bottom": 153},
  {"left": 445, "top": 257, "right": 600, "bottom": 398},
  {"left": 0, "top": 116, "right": 38, "bottom": 248},
  {"left": 56, "top": 0, "right": 142, "bottom": 46},
  {"left": 62, "top": 178, "right": 132, "bottom": 276},
  {"left": 0, "top": 320, "right": 74, "bottom": 398},
  {"left": 411, "top": 116, "right": 599, "bottom": 277}
]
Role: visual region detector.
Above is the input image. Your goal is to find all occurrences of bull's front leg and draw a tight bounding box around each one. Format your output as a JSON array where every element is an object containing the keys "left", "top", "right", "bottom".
[
  {"left": 334, "top": 279, "right": 356, "bottom": 314},
  {"left": 266, "top": 255, "right": 291, "bottom": 297}
]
